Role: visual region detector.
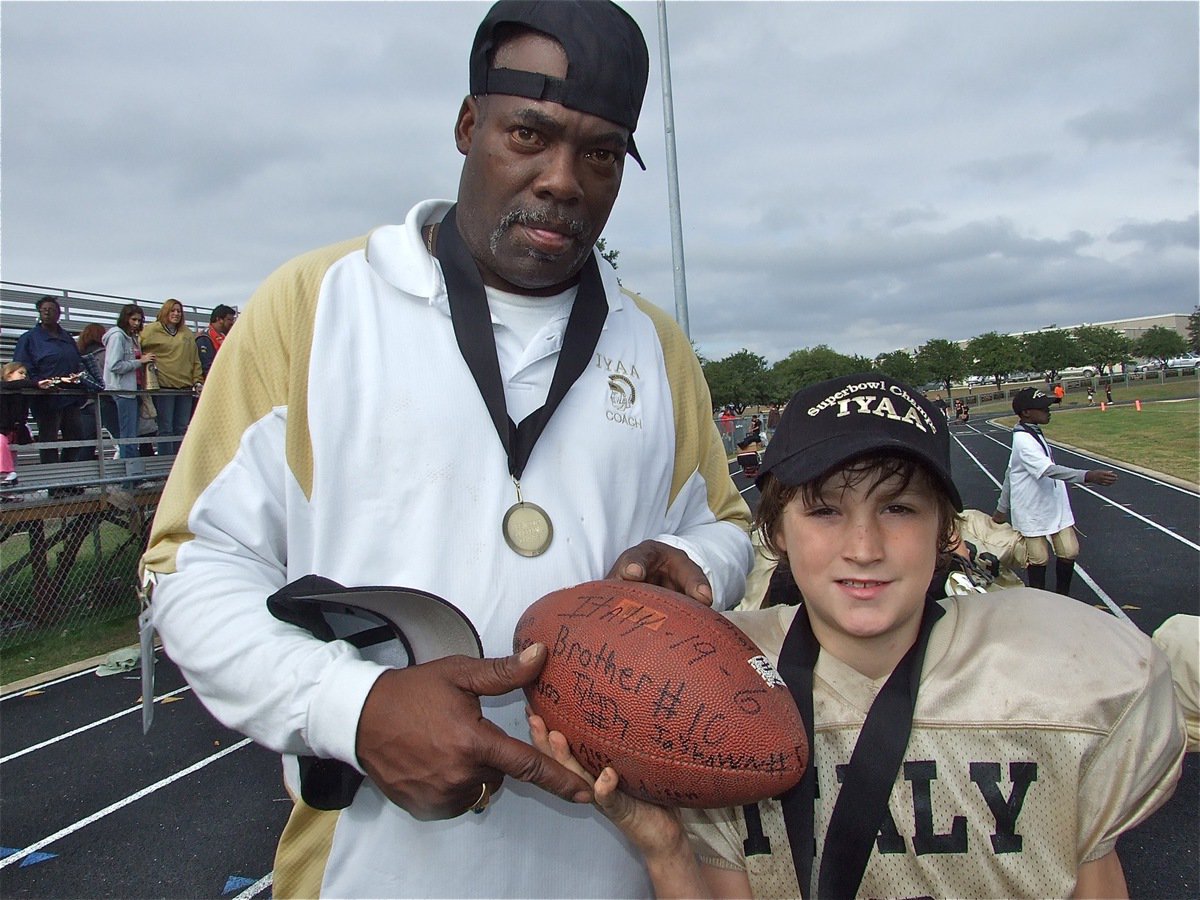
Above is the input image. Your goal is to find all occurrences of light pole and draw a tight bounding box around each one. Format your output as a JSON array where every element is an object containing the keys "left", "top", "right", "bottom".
[{"left": 657, "top": 0, "right": 690, "bottom": 339}]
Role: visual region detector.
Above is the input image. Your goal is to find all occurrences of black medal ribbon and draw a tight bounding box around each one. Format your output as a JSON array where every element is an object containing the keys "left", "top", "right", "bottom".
[
  {"left": 1018, "top": 422, "right": 1051, "bottom": 457},
  {"left": 434, "top": 205, "right": 608, "bottom": 480},
  {"left": 777, "top": 597, "right": 945, "bottom": 899},
  {"left": 776, "top": 603, "right": 821, "bottom": 897}
]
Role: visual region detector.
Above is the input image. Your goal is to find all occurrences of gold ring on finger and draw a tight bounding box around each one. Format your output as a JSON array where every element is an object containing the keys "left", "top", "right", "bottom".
[{"left": 469, "top": 782, "right": 491, "bottom": 815}]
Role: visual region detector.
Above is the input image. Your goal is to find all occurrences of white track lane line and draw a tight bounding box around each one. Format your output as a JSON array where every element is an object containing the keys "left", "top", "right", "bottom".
[
  {"left": 2, "top": 647, "right": 169, "bottom": 701},
  {"left": 1, "top": 667, "right": 99, "bottom": 700},
  {"left": 232, "top": 872, "right": 274, "bottom": 899},
  {"left": 728, "top": 457, "right": 759, "bottom": 495},
  {"left": 0, "top": 685, "right": 193, "bottom": 765},
  {"left": 0, "top": 737, "right": 253, "bottom": 869},
  {"left": 950, "top": 430, "right": 1133, "bottom": 625},
  {"left": 967, "top": 423, "right": 1200, "bottom": 552}
]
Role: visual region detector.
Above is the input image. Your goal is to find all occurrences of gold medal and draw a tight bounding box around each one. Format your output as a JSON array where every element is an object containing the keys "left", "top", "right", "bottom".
[
  {"left": 503, "top": 501, "right": 553, "bottom": 557},
  {"left": 503, "top": 479, "right": 552, "bottom": 557}
]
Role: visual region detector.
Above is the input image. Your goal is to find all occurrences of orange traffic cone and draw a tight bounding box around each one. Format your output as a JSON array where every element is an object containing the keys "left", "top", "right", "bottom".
[
  {"left": 1135, "top": 399, "right": 1143, "bottom": 411},
  {"left": 1100, "top": 402, "right": 1107, "bottom": 411}
]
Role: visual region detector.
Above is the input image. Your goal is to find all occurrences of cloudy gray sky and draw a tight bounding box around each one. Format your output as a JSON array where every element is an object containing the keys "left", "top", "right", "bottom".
[{"left": 3, "top": 0, "right": 1196, "bottom": 363}]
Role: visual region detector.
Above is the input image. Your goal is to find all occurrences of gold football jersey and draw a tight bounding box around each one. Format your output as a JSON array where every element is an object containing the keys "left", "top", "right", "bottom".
[{"left": 685, "top": 593, "right": 1185, "bottom": 899}]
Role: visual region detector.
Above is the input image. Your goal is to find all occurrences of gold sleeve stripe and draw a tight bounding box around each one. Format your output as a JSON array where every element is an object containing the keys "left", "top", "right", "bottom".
[
  {"left": 272, "top": 798, "right": 340, "bottom": 899},
  {"left": 623, "top": 289, "right": 751, "bottom": 533},
  {"left": 141, "top": 235, "right": 368, "bottom": 575}
]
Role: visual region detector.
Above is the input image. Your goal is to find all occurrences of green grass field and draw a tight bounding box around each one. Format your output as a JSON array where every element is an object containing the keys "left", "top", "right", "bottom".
[
  {"left": 2, "top": 614, "right": 140, "bottom": 686},
  {"left": 1, "top": 519, "right": 143, "bottom": 685},
  {"left": 995, "top": 399, "right": 1199, "bottom": 484},
  {"left": 944, "top": 373, "right": 1199, "bottom": 415}
]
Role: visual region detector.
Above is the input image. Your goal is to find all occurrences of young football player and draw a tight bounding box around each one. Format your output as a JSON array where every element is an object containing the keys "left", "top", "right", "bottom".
[
  {"left": 531, "top": 373, "right": 1184, "bottom": 899},
  {"left": 993, "top": 387, "right": 1118, "bottom": 595}
]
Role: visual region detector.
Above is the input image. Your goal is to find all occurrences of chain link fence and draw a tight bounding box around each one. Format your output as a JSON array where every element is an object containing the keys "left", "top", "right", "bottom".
[
  {"left": 714, "top": 412, "right": 774, "bottom": 456},
  {"left": 1, "top": 387, "right": 185, "bottom": 656}
]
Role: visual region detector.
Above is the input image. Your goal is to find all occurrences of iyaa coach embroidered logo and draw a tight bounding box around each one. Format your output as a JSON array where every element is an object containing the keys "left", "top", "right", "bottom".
[
  {"left": 606, "top": 374, "right": 642, "bottom": 429},
  {"left": 608, "top": 374, "right": 637, "bottom": 411},
  {"left": 595, "top": 353, "right": 642, "bottom": 429}
]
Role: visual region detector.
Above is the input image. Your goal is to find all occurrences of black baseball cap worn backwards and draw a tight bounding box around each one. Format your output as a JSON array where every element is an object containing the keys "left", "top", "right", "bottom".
[
  {"left": 470, "top": 0, "right": 650, "bottom": 170},
  {"left": 758, "top": 373, "right": 964, "bottom": 510},
  {"left": 1011, "top": 387, "right": 1057, "bottom": 415}
]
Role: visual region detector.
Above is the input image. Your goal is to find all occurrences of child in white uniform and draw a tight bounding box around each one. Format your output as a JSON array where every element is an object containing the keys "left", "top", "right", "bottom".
[{"left": 993, "top": 387, "right": 1117, "bottom": 595}]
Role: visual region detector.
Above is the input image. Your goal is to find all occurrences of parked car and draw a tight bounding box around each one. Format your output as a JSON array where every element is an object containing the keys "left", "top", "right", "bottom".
[
  {"left": 1057, "top": 365, "right": 1098, "bottom": 379},
  {"left": 1167, "top": 354, "right": 1200, "bottom": 370}
]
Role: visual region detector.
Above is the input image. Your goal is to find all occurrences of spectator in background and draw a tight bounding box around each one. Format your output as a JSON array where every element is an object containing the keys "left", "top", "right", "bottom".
[
  {"left": 76, "top": 324, "right": 108, "bottom": 392},
  {"left": 12, "top": 296, "right": 87, "bottom": 463},
  {"left": 196, "top": 304, "right": 238, "bottom": 378},
  {"left": 950, "top": 397, "right": 971, "bottom": 424},
  {"left": 76, "top": 323, "right": 119, "bottom": 461},
  {"left": 765, "top": 403, "right": 781, "bottom": 440},
  {"left": 1, "top": 362, "right": 55, "bottom": 500},
  {"left": 737, "top": 414, "right": 763, "bottom": 450},
  {"left": 103, "top": 304, "right": 156, "bottom": 460},
  {"left": 1053, "top": 382, "right": 1065, "bottom": 402},
  {"left": 139, "top": 298, "right": 203, "bottom": 455},
  {"left": 720, "top": 405, "right": 736, "bottom": 437}
]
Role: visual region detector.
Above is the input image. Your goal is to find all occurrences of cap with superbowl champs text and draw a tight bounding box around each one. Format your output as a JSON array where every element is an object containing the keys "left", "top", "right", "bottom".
[
  {"left": 469, "top": 0, "right": 649, "bottom": 169},
  {"left": 757, "top": 373, "right": 963, "bottom": 510}
]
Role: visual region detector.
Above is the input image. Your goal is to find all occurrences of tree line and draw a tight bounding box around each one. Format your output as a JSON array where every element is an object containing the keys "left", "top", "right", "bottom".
[{"left": 701, "top": 311, "right": 1200, "bottom": 407}]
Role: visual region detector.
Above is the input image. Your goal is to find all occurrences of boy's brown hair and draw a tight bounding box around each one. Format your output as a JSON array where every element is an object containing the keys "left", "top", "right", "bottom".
[{"left": 755, "top": 452, "right": 960, "bottom": 568}]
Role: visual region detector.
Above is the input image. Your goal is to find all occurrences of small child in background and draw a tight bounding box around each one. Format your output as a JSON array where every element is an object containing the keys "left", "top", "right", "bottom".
[{"left": 1, "top": 361, "right": 52, "bottom": 500}]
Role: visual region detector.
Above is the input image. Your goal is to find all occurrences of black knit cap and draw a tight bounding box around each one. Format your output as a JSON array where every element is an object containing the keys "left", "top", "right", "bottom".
[
  {"left": 757, "top": 373, "right": 963, "bottom": 511},
  {"left": 470, "top": 0, "right": 649, "bottom": 170}
]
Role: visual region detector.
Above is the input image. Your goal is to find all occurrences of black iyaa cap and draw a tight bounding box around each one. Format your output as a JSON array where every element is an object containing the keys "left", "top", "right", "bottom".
[
  {"left": 1011, "top": 387, "right": 1058, "bottom": 414},
  {"left": 470, "top": 0, "right": 650, "bottom": 170},
  {"left": 757, "top": 373, "right": 964, "bottom": 511}
]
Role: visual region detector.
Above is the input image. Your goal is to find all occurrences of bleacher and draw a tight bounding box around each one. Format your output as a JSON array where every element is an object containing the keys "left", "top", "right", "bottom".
[
  {"left": 1, "top": 281, "right": 212, "bottom": 364},
  {"left": 1, "top": 280, "right": 213, "bottom": 524},
  {"left": 1, "top": 280, "right": 215, "bottom": 498}
]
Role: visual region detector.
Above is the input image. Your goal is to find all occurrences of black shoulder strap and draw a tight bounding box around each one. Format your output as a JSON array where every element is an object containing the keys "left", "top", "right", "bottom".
[
  {"left": 776, "top": 604, "right": 820, "bottom": 895},
  {"left": 776, "top": 599, "right": 944, "bottom": 899},
  {"left": 816, "top": 600, "right": 944, "bottom": 898}
]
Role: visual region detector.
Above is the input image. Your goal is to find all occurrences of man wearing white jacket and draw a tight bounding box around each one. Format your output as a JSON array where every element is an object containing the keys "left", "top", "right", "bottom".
[{"left": 141, "top": 2, "right": 752, "bottom": 896}]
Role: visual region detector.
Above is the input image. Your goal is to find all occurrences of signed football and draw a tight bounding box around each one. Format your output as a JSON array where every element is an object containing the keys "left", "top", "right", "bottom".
[{"left": 514, "top": 579, "right": 808, "bottom": 808}]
